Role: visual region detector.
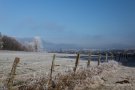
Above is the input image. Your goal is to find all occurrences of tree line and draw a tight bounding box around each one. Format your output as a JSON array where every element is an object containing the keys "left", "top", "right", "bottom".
[{"left": 0, "top": 33, "right": 43, "bottom": 52}]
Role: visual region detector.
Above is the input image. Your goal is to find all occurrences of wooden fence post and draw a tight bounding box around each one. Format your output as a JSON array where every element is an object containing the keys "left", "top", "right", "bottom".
[
  {"left": 7, "top": 57, "right": 20, "bottom": 90},
  {"left": 111, "top": 52, "right": 114, "bottom": 60},
  {"left": 87, "top": 52, "right": 91, "bottom": 67},
  {"left": 50, "top": 54, "right": 55, "bottom": 82},
  {"left": 73, "top": 53, "right": 80, "bottom": 72},
  {"left": 47, "top": 54, "right": 56, "bottom": 89},
  {"left": 105, "top": 53, "right": 108, "bottom": 62},
  {"left": 98, "top": 53, "right": 101, "bottom": 66}
]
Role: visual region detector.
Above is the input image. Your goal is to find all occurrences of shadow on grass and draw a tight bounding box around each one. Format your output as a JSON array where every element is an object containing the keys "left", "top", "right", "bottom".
[{"left": 57, "top": 55, "right": 135, "bottom": 67}]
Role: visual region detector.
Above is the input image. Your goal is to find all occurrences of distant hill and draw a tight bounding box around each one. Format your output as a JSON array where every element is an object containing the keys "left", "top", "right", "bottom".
[{"left": 17, "top": 38, "right": 82, "bottom": 52}]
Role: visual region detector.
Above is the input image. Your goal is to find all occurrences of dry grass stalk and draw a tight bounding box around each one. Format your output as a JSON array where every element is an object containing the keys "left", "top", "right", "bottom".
[
  {"left": 7, "top": 57, "right": 20, "bottom": 90},
  {"left": 18, "top": 61, "right": 119, "bottom": 90},
  {"left": 98, "top": 54, "right": 101, "bottom": 66},
  {"left": 73, "top": 53, "right": 80, "bottom": 73},
  {"left": 87, "top": 52, "right": 91, "bottom": 67}
]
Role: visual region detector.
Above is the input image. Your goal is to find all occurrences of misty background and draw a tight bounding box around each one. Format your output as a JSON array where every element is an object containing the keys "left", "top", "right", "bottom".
[{"left": 0, "top": 0, "right": 135, "bottom": 49}]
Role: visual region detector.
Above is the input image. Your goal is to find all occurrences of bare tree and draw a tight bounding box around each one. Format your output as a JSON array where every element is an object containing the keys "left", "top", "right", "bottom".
[{"left": 33, "top": 36, "right": 43, "bottom": 52}]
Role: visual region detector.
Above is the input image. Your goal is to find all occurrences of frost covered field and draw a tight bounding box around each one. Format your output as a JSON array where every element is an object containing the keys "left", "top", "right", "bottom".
[
  {"left": 0, "top": 51, "right": 92, "bottom": 79},
  {"left": 0, "top": 51, "right": 135, "bottom": 90}
]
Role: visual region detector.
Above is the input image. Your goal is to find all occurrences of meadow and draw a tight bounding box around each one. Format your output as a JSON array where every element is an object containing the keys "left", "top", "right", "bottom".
[{"left": 0, "top": 51, "right": 135, "bottom": 90}]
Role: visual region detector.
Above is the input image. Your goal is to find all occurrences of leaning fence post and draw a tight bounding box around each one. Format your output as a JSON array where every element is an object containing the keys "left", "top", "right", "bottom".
[
  {"left": 7, "top": 57, "right": 20, "bottom": 90},
  {"left": 73, "top": 53, "right": 80, "bottom": 72},
  {"left": 98, "top": 53, "right": 101, "bottom": 66},
  {"left": 50, "top": 54, "right": 55, "bottom": 82},
  {"left": 87, "top": 52, "right": 91, "bottom": 67},
  {"left": 47, "top": 54, "right": 56, "bottom": 89}
]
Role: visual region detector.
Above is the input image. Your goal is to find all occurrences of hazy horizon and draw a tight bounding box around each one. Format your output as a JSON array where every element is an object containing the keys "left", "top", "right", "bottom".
[{"left": 0, "top": 0, "right": 135, "bottom": 49}]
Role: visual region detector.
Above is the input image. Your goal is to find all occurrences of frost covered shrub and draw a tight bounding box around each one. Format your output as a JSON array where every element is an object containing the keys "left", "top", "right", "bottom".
[{"left": 17, "top": 61, "right": 119, "bottom": 90}]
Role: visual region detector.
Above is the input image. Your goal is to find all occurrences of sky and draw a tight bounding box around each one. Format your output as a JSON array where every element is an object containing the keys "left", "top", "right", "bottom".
[{"left": 0, "top": 0, "right": 135, "bottom": 49}]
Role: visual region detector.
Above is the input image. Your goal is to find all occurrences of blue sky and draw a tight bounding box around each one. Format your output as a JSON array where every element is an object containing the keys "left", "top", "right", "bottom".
[{"left": 0, "top": 0, "right": 135, "bottom": 49}]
